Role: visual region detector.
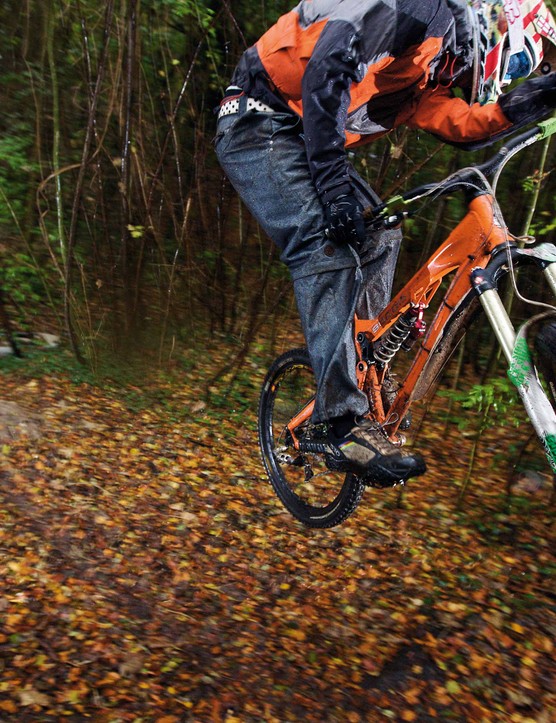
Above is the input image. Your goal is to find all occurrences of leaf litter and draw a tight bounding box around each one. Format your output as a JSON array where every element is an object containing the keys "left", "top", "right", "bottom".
[{"left": 0, "top": 347, "right": 555, "bottom": 722}]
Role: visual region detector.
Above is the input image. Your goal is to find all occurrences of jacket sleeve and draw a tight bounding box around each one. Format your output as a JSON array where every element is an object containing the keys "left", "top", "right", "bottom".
[
  {"left": 407, "top": 86, "right": 514, "bottom": 150},
  {"left": 301, "top": 20, "right": 363, "bottom": 202}
]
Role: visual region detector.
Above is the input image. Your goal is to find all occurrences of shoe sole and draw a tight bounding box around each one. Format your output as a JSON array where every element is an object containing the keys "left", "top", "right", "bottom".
[{"left": 325, "top": 452, "right": 426, "bottom": 487}]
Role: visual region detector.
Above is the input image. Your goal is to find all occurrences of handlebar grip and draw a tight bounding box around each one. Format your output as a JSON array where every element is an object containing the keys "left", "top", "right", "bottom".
[{"left": 538, "top": 117, "right": 556, "bottom": 140}]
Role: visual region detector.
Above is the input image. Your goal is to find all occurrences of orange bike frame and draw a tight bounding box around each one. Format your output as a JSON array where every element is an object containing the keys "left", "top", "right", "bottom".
[
  {"left": 356, "top": 193, "right": 508, "bottom": 436},
  {"left": 287, "top": 193, "right": 508, "bottom": 447}
]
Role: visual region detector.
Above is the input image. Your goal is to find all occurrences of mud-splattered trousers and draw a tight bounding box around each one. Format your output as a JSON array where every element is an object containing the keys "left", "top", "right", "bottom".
[
  {"left": 214, "top": 0, "right": 552, "bottom": 424},
  {"left": 215, "top": 107, "right": 402, "bottom": 424}
]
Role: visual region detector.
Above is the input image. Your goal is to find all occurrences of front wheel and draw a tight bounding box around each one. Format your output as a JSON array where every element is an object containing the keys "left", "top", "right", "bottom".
[{"left": 258, "top": 348, "right": 365, "bottom": 528}]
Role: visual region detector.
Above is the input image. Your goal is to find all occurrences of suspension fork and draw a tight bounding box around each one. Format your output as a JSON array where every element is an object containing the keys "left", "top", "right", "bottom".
[
  {"left": 544, "top": 259, "right": 556, "bottom": 298},
  {"left": 471, "top": 263, "right": 556, "bottom": 471},
  {"left": 474, "top": 286, "right": 516, "bottom": 361},
  {"left": 471, "top": 253, "right": 556, "bottom": 362}
]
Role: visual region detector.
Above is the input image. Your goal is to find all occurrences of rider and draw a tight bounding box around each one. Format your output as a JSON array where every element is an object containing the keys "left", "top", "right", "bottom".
[{"left": 215, "top": 0, "right": 556, "bottom": 483}]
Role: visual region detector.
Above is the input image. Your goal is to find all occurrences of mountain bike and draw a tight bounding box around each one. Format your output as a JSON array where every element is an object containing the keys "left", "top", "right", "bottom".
[{"left": 258, "top": 120, "right": 556, "bottom": 528}]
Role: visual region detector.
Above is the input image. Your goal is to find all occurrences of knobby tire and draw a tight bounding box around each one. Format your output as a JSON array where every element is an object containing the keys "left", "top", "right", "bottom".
[{"left": 258, "top": 348, "right": 365, "bottom": 528}]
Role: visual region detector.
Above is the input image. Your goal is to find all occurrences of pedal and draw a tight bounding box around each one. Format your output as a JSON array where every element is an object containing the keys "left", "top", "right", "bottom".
[{"left": 275, "top": 447, "right": 305, "bottom": 466}]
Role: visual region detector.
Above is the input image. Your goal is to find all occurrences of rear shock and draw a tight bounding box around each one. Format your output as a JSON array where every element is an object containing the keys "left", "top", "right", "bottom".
[{"left": 373, "top": 305, "right": 426, "bottom": 364}]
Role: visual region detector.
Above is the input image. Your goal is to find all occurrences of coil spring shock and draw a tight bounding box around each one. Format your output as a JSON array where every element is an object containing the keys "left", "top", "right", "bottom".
[{"left": 374, "top": 307, "right": 424, "bottom": 364}]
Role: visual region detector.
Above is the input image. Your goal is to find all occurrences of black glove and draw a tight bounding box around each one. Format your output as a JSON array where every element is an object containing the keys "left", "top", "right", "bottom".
[
  {"left": 499, "top": 72, "right": 556, "bottom": 127},
  {"left": 324, "top": 193, "right": 366, "bottom": 247}
]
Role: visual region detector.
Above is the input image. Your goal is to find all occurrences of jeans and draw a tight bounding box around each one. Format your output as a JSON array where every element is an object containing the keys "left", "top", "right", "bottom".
[{"left": 215, "top": 109, "right": 402, "bottom": 424}]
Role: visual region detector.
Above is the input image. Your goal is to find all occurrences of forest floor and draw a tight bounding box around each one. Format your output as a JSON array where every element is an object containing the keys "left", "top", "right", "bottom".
[{"left": 0, "top": 331, "right": 555, "bottom": 722}]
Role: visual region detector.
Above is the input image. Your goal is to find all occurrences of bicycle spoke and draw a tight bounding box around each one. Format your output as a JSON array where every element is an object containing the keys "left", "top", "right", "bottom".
[{"left": 258, "top": 348, "right": 364, "bottom": 528}]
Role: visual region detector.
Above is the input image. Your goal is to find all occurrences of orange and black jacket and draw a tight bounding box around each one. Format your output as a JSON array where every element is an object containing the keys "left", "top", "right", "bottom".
[{"left": 231, "top": 0, "right": 514, "bottom": 201}]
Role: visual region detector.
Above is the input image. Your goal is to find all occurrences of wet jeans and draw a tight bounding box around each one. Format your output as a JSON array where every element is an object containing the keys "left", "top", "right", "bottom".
[{"left": 215, "top": 109, "right": 402, "bottom": 424}]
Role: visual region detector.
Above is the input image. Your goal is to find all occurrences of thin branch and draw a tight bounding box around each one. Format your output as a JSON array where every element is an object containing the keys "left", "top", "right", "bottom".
[{"left": 64, "top": 0, "right": 116, "bottom": 363}]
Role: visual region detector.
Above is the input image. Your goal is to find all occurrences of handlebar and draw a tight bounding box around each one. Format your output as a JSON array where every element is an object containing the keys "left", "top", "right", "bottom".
[{"left": 370, "top": 118, "right": 556, "bottom": 225}]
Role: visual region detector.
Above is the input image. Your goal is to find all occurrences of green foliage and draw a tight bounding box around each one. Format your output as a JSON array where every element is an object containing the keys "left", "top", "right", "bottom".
[
  {"left": 529, "top": 210, "right": 556, "bottom": 238},
  {"left": 127, "top": 224, "right": 145, "bottom": 240},
  {"left": 0, "top": 133, "right": 33, "bottom": 175},
  {"left": 0, "top": 127, "right": 37, "bottom": 226},
  {"left": 0, "top": 252, "right": 43, "bottom": 308},
  {"left": 1, "top": 0, "right": 555, "bottom": 367},
  {"left": 439, "top": 377, "right": 522, "bottom": 431},
  {"left": 156, "top": 0, "right": 215, "bottom": 25},
  {"left": 150, "top": 0, "right": 223, "bottom": 90},
  {"left": 521, "top": 174, "right": 537, "bottom": 194}
]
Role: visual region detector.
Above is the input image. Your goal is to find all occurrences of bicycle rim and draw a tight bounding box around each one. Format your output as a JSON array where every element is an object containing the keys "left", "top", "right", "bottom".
[{"left": 258, "top": 348, "right": 364, "bottom": 528}]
